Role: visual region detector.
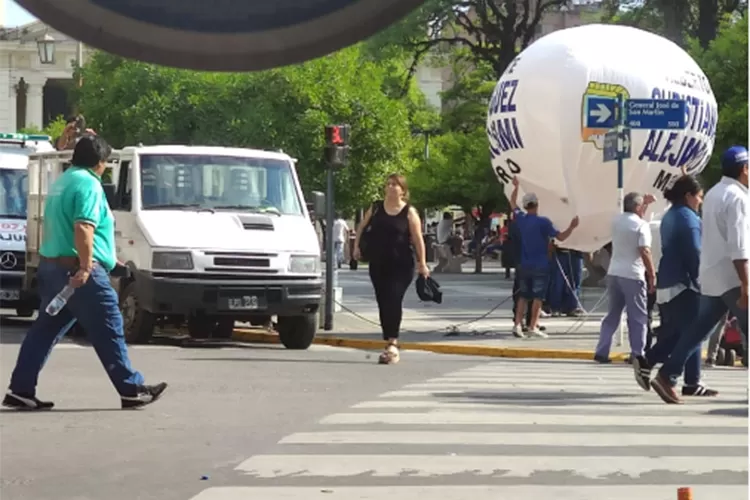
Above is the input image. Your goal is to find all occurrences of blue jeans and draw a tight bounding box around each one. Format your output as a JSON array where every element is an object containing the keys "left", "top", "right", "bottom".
[
  {"left": 518, "top": 267, "right": 549, "bottom": 301},
  {"left": 334, "top": 241, "right": 345, "bottom": 267},
  {"left": 659, "top": 287, "right": 748, "bottom": 385},
  {"left": 646, "top": 290, "right": 702, "bottom": 386},
  {"left": 9, "top": 260, "right": 144, "bottom": 397},
  {"left": 547, "top": 260, "right": 564, "bottom": 312}
]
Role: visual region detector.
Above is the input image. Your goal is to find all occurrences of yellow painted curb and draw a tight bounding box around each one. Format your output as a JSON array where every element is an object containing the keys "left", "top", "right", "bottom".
[{"left": 231, "top": 328, "right": 631, "bottom": 362}]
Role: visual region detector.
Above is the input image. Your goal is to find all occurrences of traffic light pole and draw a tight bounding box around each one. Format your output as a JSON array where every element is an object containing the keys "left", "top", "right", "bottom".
[
  {"left": 322, "top": 124, "right": 350, "bottom": 332},
  {"left": 324, "top": 166, "right": 335, "bottom": 331}
]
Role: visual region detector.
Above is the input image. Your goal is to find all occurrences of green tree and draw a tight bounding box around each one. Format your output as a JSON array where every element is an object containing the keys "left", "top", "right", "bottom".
[
  {"left": 76, "top": 47, "right": 433, "bottom": 215},
  {"left": 689, "top": 14, "right": 748, "bottom": 186},
  {"left": 600, "top": 0, "right": 745, "bottom": 47},
  {"left": 366, "top": 0, "right": 571, "bottom": 84},
  {"left": 18, "top": 115, "right": 67, "bottom": 140}
]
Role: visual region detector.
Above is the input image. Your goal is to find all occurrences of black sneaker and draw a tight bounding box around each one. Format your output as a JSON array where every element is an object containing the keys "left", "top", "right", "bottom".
[
  {"left": 2, "top": 391, "right": 54, "bottom": 411},
  {"left": 593, "top": 354, "right": 611, "bottom": 364},
  {"left": 632, "top": 355, "right": 652, "bottom": 391},
  {"left": 682, "top": 384, "right": 719, "bottom": 397},
  {"left": 121, "top": 382, "right": 168, "bottom": 409}
]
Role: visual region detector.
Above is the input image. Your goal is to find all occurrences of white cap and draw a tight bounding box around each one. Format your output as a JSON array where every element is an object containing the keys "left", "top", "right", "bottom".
[{"left": 522, "top": 192, "right": 539, "bottom": 208}]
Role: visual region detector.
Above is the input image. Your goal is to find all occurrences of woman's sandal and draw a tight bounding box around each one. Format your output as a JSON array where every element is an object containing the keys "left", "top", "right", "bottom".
[{"left": 378, "top": 344, "right": 400, "bottom": 365}]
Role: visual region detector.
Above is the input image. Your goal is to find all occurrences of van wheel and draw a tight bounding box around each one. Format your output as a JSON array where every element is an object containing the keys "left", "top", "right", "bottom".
[
  {"left": 213, "top": 318, "right": 235, "bottom": 339},
  {"left": 121, "top": 282, "right": 156, "bottom": 344},
  {"left": 15, "top": 306, "right": 35, "bottom": 318},
  {"left": 726, "top": 349, "right": 737, "bottom": 366},
  {"left": 187, "top": 316, "right": 213, "bottom": 339},
  {"left": 276, "top": 314, "right": 316, "bottom": 350}
]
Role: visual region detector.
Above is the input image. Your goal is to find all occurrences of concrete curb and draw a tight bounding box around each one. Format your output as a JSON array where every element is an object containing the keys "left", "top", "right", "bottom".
[{"left": 231, "top": 328, "right": 631, "bottom": 362}]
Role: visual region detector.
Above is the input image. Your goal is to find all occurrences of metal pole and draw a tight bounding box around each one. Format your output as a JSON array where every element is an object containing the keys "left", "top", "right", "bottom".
[
  {"left": 616, "top": 93, "right": 625, "bottom": 347},
  {"left": 324, "top": 167, "right": 335, "bottom": 331},
  {"left": 76, "top": 41, "right": 83, "bottom": 88}
]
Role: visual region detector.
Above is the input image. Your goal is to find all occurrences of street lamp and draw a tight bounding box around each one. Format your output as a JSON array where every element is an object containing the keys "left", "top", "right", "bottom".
[{"left": 36, "top": 33, "right": 56, "bottom": 65}]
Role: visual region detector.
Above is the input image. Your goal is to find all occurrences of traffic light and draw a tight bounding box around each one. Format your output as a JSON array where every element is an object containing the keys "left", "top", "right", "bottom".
[
  {"left": 325, "top": 124, "right": 350, "bottom": 146},
  {"left": 324, "top": 124, "right": 350, "bottom": 168}
]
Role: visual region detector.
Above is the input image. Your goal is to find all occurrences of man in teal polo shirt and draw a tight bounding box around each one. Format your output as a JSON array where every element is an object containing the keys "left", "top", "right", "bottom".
[{"left": 3, "top": 136, "right": 167, "bottom": 411}]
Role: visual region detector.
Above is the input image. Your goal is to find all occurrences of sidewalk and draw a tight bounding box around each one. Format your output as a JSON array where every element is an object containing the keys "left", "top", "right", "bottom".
[{"left": 235, "top": 264, "right": 633, "bottom": 361}]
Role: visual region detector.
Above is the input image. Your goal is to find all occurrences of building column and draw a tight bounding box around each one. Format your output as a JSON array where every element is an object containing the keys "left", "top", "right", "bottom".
[
  {"left": 24, "top": 80, "right": 46, "bottom": 130},
  {"left": 8, "top": 83, "right": 17, "bottom": 133}
]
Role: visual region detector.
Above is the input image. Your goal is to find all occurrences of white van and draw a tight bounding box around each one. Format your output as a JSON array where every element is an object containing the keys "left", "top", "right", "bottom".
[
  {"left": 0, "top": 133, "right": 54, "bottom": 316},
  {"left": 25, "top": 145, "right": 324, "bottom": 349}
]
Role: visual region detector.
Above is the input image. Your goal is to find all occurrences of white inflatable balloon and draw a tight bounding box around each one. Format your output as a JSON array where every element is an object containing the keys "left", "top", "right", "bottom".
[{"left": 487, "top": 24, "right": 717, "bottom": 252}]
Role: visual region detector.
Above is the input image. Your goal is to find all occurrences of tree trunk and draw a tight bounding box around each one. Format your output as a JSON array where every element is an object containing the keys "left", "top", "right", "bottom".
[
  {"left": 660, "top": 0, "right": 688, "bottom": 46},
  {"left": 697, "top": 0, "right": 719, "bottom": 48}
]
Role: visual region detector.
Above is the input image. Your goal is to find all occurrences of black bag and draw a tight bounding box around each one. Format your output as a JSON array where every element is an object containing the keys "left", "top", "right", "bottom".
[
  {"left": 358, "top": 201, "right": 380, "bottom": 262},
  {"left": 416, "top": 275, "right": 442, "bottom": 304}
]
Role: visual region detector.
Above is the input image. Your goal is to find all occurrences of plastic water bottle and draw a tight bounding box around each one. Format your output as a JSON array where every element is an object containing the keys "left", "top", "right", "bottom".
[{"left": 45, "top": 285, "right": 75, "bottom": 317}]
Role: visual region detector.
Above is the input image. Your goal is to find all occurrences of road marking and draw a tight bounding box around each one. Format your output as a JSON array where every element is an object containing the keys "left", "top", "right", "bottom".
[
  {"left": 350, "top": 399, "right": 749, "bottom": 414},
  {"left": 187, "top": 357, "right": 749, "bottom": 500},
  {"left": 319, "top": 410, "right": 748, "bottom": 428},
  {"left": 235, "top": 454, "right": 745, "bottom": 479},
  {"left": 190, "top": 485, "right": 748, "bottom": 500},
  {"left": 279, "top": 430, "right": 745, "bottom": 447}
]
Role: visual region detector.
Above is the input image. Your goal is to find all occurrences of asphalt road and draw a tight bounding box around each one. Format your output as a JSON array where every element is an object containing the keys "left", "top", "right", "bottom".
[{"left": 1, "top": 316, "right": 747, "bottom": 500}]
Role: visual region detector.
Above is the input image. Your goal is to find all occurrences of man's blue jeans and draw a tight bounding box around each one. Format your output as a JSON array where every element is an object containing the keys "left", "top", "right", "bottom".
[
  {"left": 659, "top": 287, "right": 748, "bottom": 385},
  {"left": 646, "top": 289, "right": 702, "bottom": 386},
  {"left": 334, "top": 241, "right": 344, "bottom": 267},
  {"left": 9, "top": 260, "right": 144, "bottom": 397}
]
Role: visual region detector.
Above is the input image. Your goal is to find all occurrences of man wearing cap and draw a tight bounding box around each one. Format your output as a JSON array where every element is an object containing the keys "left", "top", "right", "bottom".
[
  {"left": 594, "top": 191, "right": 657, "bottom": 363},
  {"left": 651, "top": 146, "right": 749, "bottom": 404},
  {"left": 509, "top": 177, "right": 579, "bottom": 338}
]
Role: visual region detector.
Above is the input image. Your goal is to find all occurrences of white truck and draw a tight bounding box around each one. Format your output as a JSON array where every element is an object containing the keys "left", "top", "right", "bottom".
[
  {"left": 0, "top": 132, "right": 55, "bottom": 317},
  {"left": 25, "top": 145, "right": 325, "bottom": 349}
]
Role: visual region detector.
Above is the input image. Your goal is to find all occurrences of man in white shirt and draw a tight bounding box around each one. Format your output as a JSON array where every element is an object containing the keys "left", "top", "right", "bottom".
[
  {"left": 436, "top": 212, "right": 453, "bottom": 245},
  {"left": 594, "top": 192, "right": 657, "bottom": 363},
  {"left": 652, "top": 146, "right": 749, "bottom": 404},
  {"left": 332, "top": 215, "right": 350, "bottom": 269}
]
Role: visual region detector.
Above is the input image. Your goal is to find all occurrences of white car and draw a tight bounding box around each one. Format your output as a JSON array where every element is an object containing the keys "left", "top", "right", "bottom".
[{"left": 0, "top": 132, "right": 54, "bottom": 316}]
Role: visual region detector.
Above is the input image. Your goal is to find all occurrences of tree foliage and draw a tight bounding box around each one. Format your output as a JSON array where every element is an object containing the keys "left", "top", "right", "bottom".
[
  {"left": 409, "top": 56, "right": 505, "bottom": 216},
  {"left": 367, "top": 0, "right": 571, "bottom": 84},
  {"left": 18, "top": 115, "right": 67, "bottom": 140},
  {"left": 600, "top": 0, "right": 746, "bottom": 47},
  {"left": 75, "top": 47, "right": 435, "bottom": 216},
  {"left": 689, "top": 14, "right": 748, "bottom": 185}
]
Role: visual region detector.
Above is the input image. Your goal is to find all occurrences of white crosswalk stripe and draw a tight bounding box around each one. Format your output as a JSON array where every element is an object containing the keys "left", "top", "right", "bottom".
[{"left": 189, "top": 359, "right": 749, "bottom": 500}]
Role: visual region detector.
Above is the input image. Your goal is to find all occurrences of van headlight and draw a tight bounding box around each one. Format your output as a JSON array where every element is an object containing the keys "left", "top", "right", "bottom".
[
  {"left": 288, "top": 255, "right": 319, "bottom": 274},
  {"left": 152, "top": 251, "right": 193, "bottom": 270}
]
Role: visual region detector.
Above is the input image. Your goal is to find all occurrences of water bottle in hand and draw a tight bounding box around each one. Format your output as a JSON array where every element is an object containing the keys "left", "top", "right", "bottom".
[{"left": 45, "top": 285, "right": 75, "bottom": 317}]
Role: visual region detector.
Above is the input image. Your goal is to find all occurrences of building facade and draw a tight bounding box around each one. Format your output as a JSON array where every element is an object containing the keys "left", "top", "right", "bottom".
[{"left": 0, "top": 21, "right": 88, "bottom": 132}]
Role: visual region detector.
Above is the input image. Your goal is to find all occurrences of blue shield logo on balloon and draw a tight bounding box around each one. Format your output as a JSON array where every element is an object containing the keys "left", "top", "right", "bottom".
[{"left": 580, "top": 82, "right": 630, "bottom": 150}]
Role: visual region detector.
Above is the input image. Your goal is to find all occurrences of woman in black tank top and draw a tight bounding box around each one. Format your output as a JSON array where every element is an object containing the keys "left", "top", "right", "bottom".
[{"left": 354, "top": 174, "right": 430, "bottom": 364}]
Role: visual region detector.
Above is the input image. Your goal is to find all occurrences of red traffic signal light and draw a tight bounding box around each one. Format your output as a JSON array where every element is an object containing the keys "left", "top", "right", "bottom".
[{"left": 325, "top": 124, "right": 350, "bottom": 146}]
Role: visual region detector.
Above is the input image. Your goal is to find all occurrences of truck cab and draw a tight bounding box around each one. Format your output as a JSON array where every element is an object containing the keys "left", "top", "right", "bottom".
[
  {"left": 0, "top": 133, "right": 54, "bottom": 317},
  {"left": 25, "top": 145, "right": 324, "bottom": 349}
]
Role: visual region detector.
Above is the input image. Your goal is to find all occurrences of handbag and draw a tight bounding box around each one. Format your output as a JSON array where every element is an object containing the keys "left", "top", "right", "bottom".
[{"left": 358, "top": 201, "right": 380, "bottom": 262}]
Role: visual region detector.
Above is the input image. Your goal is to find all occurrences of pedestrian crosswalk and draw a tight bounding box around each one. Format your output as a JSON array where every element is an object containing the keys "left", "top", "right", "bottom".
[{"left": 189, "top": 359, "right": 749, "bottom": 500}]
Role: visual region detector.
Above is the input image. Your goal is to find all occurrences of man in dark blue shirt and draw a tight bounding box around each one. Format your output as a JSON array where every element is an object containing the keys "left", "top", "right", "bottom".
[{"left": 509, "top": 176, "right": 579, "bottom": 338}]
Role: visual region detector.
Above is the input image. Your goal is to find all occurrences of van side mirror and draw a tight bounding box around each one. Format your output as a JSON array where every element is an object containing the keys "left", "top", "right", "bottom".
[
  {"left": 102, "top": 183, "right": 117, "bottom": 209},
  {"left": 311, "top": 191, "right": 325, "bottom": 218}
]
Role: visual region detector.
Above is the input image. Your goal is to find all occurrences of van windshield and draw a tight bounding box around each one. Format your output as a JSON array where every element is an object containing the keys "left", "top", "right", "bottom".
[
  {"left": 139, "top": 154, "right": 304, "bottom": 215},
  {"left": 0, "top": 168, "right": 28, "bottom": 219}
]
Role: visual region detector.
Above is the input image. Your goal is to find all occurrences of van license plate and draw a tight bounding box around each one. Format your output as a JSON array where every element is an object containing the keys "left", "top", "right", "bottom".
[
  {"left": 0, "top": 290, "right": 20, "bottom": 301},
  {"left": 227, "top": 296, "right": 260, "bottom": 310}
]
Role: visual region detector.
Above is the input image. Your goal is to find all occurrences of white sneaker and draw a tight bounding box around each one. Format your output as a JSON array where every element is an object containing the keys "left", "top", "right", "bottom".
[
  {"left": 526, "top": 328, "right": 548, "bottom": 339},
  {"left": 511, "top": 325, "right": 526, "bottom": 338}
]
